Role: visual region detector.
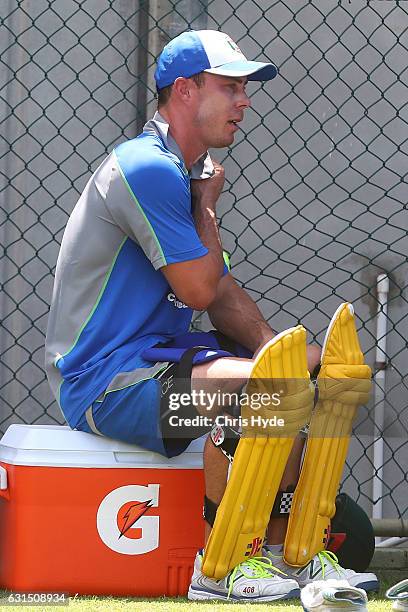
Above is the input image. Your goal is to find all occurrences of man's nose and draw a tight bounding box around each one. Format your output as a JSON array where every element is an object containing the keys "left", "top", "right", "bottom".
[{"left": 238, "top": 90, "right": 251, "bottom": 109}]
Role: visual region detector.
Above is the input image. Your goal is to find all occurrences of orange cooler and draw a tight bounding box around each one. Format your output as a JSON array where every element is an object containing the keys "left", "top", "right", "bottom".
[{"left": 0, "top": 425, "right": 205, "bottom": 596}]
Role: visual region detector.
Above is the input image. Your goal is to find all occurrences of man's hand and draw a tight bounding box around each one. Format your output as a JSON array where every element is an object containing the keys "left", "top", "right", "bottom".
[{"left": 191, "top": 161, "right": 225, "bottom": 211}]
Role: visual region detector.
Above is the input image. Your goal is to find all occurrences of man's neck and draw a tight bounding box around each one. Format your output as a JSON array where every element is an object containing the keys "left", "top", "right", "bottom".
[{"left": 159, "top": 107, "right": 206, "bottom": 171}]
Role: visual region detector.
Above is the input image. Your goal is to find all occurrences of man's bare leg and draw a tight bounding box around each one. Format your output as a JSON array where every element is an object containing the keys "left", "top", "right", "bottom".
[{"left": 203, "top": 438, "right": 229, "bottom": 542}]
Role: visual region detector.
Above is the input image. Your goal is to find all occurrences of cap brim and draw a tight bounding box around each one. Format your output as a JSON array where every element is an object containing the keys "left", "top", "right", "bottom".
[{"left": 204, "top": 60, "right": 277, "bottom": 81}]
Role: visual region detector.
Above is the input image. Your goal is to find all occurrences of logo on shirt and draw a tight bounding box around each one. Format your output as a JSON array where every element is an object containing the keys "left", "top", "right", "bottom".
[{"left": 167, "top": 293, "right": 188, "bottom": 309}]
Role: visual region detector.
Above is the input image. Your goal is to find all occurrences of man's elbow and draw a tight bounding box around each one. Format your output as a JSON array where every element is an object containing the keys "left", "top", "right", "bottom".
[{"left": 182, "top": 286, "right": 217, "bottom": 311}]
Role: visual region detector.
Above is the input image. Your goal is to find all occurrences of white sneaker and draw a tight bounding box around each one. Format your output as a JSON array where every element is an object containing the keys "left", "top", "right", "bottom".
[
  {"left": 301, "top": 579, "right": 368, "bottom": 611},
  {"left": 263, "top": 547, "right": 379, "bottom": 592},
  {"left": 187, "top": 550, "right": 300, "bottom": 602},
  {"left": 386, "top": 578, "right": 408, "bottom": 611}
]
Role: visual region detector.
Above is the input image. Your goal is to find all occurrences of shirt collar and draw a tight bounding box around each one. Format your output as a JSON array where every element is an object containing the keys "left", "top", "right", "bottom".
[{"left": 143, "top": 111, "right": 214, "bottom": 180}]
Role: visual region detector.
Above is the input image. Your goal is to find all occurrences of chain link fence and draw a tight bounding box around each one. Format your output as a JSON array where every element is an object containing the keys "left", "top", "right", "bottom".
[{"left": 1, "top": 0, "right": 407, "bottom": 524}]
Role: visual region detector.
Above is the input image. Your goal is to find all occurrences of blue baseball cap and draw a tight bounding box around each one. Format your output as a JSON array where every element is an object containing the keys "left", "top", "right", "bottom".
[{"left": 155, "top": 30, "right": 278, "bottom": 89}]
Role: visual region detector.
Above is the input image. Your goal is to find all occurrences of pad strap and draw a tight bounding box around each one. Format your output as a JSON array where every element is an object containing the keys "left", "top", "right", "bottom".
[
  {"left": 203, "top": 495, "right": 219, "bottom": 527},
  {"left": 210, "top": 422, "right": 240, "bottom": 463},
  {"left": 311, "top": 363, "right": 321, "bottom": 380},
  {"left": 205, "top": 488, "right": 296, "bottom": 526},
  {"left": 271, "top": 486, "right": 295, "bottom": 517},
  {"left": 177, "top": 346, "right": 212, "bottom": 378}
]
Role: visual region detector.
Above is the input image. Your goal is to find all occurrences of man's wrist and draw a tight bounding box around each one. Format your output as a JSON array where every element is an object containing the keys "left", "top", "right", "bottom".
[{"left": 192, "top": 197, "right": 217, "bottom": 212}]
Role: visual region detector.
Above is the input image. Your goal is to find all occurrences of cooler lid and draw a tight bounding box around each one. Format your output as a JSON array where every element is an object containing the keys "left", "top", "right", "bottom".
[{"left": 0, "top": 425, "right": 205, "bottom": 468}]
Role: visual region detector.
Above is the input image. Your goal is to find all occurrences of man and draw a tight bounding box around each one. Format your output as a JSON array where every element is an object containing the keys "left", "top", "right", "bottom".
[{"left": 45, "top": 30, "right": 377, "bottom": 602}]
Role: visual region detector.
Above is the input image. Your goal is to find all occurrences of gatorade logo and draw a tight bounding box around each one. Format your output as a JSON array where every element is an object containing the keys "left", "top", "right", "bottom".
[{"left": 97, "top": 484, "right": 160, "bottom": 555}]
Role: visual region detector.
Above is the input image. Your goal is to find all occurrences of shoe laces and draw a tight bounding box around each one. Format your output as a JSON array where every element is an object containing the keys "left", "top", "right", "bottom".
[
  {"left": 227, "top": 556, "right": 286, "bottom": 599},
  {"left": 317, "top": 550, "right": 343, "bottom": 579}
]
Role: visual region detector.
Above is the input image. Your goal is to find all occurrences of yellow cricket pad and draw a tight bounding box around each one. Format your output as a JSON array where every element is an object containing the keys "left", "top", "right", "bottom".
[
  {"left": 202, "top": 326, "right": 314, "bottom": 579},
  {"left": 284, "top": 303, "right": 372, "bottom": 567}
]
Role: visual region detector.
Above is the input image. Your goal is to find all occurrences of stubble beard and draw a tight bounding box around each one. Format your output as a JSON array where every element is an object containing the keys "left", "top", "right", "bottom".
[{"left": 194, "top": 108, "right": 234, "bottom": 149}]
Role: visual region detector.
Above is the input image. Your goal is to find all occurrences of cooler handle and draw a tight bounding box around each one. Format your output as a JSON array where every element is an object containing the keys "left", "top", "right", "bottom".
[{"left": 0, "top": 465, "right": 7, "bottom": 491}]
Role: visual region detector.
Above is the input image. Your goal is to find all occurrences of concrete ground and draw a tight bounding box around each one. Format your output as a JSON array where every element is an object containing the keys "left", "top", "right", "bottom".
[{"left": 370, "top": 546, "right": 408, "bottom": 582}]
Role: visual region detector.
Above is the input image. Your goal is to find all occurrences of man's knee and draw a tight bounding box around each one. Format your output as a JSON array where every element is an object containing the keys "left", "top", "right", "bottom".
[
  {"left": 306, "top": 344, "right": 321, "bottom": 373},
  {"left": 191, "top": 360, "right": 249, "bottom": 416}
]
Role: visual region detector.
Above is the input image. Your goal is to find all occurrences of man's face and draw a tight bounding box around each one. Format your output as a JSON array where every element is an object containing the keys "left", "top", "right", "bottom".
[{"left": 191, "top": 73, "right": 251, "bottom": 148}]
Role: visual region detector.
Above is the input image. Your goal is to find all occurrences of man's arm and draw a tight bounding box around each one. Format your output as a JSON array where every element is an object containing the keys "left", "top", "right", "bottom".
[
  {"left": 161, "top": 162, "right": 225, "bottom": 310},
  {"left": 207, "top": 272, "right": 276, "bottom": 353}
]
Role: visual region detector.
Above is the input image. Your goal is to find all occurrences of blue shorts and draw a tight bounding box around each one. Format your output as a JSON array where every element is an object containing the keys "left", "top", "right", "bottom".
[
  {"left": 75, "top": 331, "right": 251, "bottom": 458},
  {"left": 76, "top": 375, "right": 165, "bottom": 452}
]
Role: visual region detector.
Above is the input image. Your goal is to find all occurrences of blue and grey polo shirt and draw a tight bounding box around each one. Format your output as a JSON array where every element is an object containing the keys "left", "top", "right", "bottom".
[{"left": 45, "top": 112, "right": 218, "bottom": 428}]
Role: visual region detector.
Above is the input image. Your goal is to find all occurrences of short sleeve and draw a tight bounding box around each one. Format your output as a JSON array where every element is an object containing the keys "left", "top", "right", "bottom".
[{"left": 109, "top": 140, "right": 208, "bottom": 270}]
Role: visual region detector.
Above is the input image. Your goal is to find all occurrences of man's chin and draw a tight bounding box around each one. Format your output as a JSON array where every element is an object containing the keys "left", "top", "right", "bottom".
[{"left": 211, "top": 135, "right": 235, "bottom": 149}]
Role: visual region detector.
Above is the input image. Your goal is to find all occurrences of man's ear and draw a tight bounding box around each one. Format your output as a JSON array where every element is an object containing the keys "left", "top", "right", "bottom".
[{"left": 172, "top": 77, "right": 195, "bottom": 103}]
